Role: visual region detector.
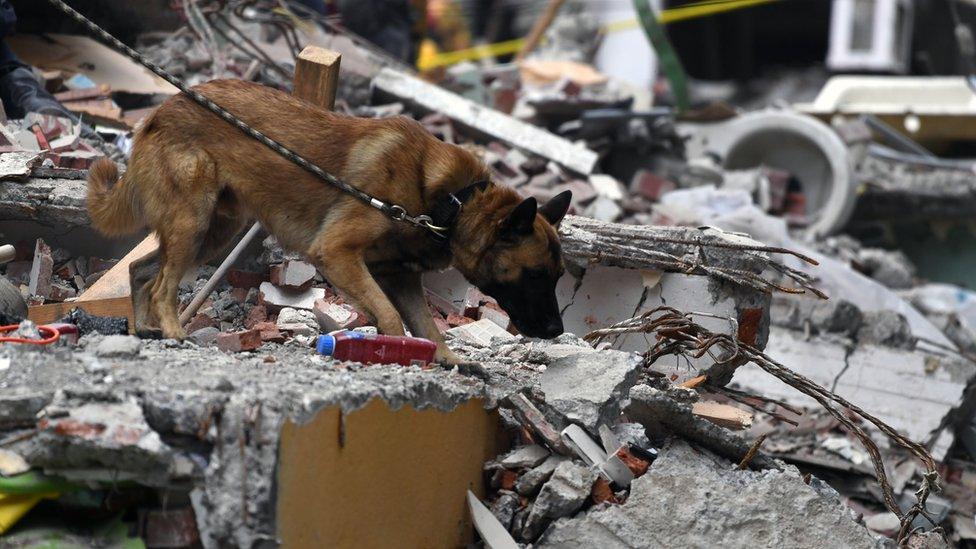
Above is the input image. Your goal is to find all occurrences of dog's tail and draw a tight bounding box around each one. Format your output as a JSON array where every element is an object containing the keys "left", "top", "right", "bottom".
[{"left": 86, "top": 158, "right": 143, "bottom": 236}]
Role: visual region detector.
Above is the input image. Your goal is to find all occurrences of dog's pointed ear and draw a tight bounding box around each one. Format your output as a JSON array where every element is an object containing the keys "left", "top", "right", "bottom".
[
  {"left": 539, "top": 190, "right": 572, "bottom": 227},
  {"left": 501, "top": 197, "right": 538, "bottom": 240}
]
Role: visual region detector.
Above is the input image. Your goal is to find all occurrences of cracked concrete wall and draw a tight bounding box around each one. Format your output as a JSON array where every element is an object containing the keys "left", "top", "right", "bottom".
[{"left": 425, "top": 265, "right": 770, "bottom": 368}]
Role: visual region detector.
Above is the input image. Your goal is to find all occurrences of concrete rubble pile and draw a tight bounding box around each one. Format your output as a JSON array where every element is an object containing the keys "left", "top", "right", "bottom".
[{"left": 3, "top": 2, "right": 976, "bottom": 548}]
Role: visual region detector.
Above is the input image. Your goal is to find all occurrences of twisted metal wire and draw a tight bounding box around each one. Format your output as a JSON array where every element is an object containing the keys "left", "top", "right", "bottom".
[{"left": 586, "top": 307, "right": 943, "bottom": 544}]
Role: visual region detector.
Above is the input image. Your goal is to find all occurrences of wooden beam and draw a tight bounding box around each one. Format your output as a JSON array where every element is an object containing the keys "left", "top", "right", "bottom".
[
  {"left": 691, "top": 401, "right": 753, "bottom": 431},
  {"left": 293, "top": 46, "right": 342, "bottom": 110},
  {"left": 28, "top": 297, "right": 134, "bottom": 330},
  {"left": 77, "top": 234, "right": 158, "bottom": 303}
]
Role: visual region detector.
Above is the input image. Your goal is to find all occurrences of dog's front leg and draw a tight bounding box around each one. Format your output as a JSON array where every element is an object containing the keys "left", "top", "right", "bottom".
[
  {"left": 309, "top": 214, "right": 406, "bottom": 337},
  {"left": 374, "top": 270, "right": 462, "bottom": 364}
]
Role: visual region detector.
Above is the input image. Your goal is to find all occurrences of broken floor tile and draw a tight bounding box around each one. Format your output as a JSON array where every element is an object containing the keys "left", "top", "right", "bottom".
[
  {"left": 541, "top": 350, "right": 642, "bottom": 431},
  {"left": 500, "top": 444, "right": 550, "bottom": 469},
  {"left": 313, "top": 298, "right": 363, "bottom": 332},
  {"left": 258, "top": 281, "right": 325, "bottom": 311},
  {"left": 270, "top": 260, "right": 317, "bottom": 290},
  {"left": 447, "top": 319, "right": 515, "bottom": 347}
]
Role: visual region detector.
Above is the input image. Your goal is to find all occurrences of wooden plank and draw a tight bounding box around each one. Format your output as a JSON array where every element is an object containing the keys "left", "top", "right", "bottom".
[
  {"left": 293, "top": 46, "right": 342, "bottom": 110},
  {"left": 77, "top": 234, "right": 158, "bottom": 303},
  {"left": 28, "top": 297, "right": 134, "bottom": 331},
  {"left": 691, "top": 401, "right": 753, "bottom": 431},
  {"left": 515, "top": 0, "right": 565, "bottom": 61}
]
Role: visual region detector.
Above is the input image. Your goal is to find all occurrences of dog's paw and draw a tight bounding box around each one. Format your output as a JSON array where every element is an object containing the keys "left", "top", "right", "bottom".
[
  {"left": 436, "top": 359, "right": 490, "bottom": 380},
  {"left": 135, "top": 325, "right": 164, "bottom": 340}
]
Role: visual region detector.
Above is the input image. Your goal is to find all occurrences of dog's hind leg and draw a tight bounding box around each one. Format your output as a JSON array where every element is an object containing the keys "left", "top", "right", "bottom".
[
  {"left": 146, "top": 156, "right": 222, "bottom": 340},
  {"left": 308, "top": 208, "right": 406, "bottom": 337},
  {"left": 129, "top": 248, "right": 162, "bottom": 338},
  {"left": 373, "top": 270, "right": 462, "bottom": 364}
]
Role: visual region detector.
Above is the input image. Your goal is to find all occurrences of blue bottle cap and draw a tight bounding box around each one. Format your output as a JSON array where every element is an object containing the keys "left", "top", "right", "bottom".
[{"left": 316, "top": 334, "right": 336, "bottom": 356}]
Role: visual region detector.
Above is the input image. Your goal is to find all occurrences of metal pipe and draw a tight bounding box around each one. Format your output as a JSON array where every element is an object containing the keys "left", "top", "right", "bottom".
[{"left": 179, "top": 222, "right": 263, "bottom": 325}]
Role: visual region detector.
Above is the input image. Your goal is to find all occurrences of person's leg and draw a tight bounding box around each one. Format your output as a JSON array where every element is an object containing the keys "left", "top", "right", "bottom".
[{"left": 0, "top": 41, "right": 24, "bottom": 77}]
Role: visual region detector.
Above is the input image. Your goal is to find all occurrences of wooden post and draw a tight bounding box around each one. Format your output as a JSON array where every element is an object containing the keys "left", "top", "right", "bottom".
[{"left": 293, "top": 46, "right": 342, "bottom": 110}]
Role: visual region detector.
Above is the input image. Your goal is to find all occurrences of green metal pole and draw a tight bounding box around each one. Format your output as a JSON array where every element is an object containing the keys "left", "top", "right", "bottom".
[{"left": 632, "top": 0, "right": 691, "bottom": 113}]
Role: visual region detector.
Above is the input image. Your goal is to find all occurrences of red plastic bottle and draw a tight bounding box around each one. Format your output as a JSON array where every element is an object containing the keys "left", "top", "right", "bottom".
[{"left": 316, "top": 331, "right": 437, "bottom": 366}]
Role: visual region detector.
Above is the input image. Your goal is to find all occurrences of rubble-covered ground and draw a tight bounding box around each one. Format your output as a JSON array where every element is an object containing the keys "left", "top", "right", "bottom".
[{"left": 4, "top": 1, "right": 976, "bottom": 548}]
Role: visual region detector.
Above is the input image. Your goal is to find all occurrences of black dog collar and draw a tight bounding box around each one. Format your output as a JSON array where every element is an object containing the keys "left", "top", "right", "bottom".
[{"left": 427, "top": 179, "right": 489, "bottom": 245}]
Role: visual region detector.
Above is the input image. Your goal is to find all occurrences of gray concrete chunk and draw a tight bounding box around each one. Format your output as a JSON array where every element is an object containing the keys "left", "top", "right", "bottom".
[
  {"left": 95, "top": 335, "right": 142, "bottom": 358},
  {"left": 515, "top": 455, "right": 569, "bottom": 496},
  {"left": 523, "top": 461, "right": 597, "bottom": 540},
  {"left": 538, "top": 439, "right": 883, "bottom": 549},
  {"left": 541, "top": 350, "right": 642, "bottom": 430}
]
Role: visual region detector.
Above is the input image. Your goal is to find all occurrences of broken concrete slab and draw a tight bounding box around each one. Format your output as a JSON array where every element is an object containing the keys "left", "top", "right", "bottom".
[
  {"left": 2, "top": 334, "right": 506, "bottom": 548},
  {"left": 25, "top": 398, "right": 176, "bottom": 486},
  {"left": 541, "top": 350, "right": 642, "bottom": 431},
  {"left": 538, "top": 439, "right": 882, "bottom": 549},
  {"left": 372, "top": 68, "right": 599, "bottom": 174},
  {"left": 0, "top": 177, "right": 89, "bottom": 227},
  {"left": 731, "top": 327, "right": 976, "bottom": 459},
  {"left": 0, "top": 151, "right": 42, "bottom": 181}
]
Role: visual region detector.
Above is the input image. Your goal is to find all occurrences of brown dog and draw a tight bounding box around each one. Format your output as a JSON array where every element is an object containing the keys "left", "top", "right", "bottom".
[{"left": 86, "top": 79, "right": 572, "bottom": 363}]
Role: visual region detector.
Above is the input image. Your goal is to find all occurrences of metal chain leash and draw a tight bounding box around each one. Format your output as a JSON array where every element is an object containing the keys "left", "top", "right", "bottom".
[{"left": 45, "top": 0, "right": 448, "bottom": 237}]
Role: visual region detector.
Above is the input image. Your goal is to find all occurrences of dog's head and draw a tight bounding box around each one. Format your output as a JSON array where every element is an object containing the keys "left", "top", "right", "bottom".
[{"left": 468, "top": 190, "right": 573, "bottom": 339}]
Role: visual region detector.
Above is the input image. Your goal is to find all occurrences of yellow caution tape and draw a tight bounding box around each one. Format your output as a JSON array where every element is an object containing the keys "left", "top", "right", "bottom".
[{"left": 418, "top": 0, "right": 780, "bottom": 71}]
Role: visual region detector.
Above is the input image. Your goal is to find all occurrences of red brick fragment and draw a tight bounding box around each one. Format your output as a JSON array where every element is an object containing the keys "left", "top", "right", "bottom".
[
  {"left": 499, "top": 470, "right": 518, "bottom": 491},
  {"left": 615, "top": 447, "right": 650, "bottom": 477},
  {"left": 630, "top": 170, "right": 676, "bottom": 202},
  {"left": 446, "top": 312, "right": 473, "bottom": 327},
  {"left": 50, "top": 419, "right": 106, "bottom": 439},
  {"left": 252, "top": 321, "right": 286, "bottom": 343},
  {"left": 244, "top": 305, "right": 269, "bottom": 329},
  {"left": 215, "top": 329, "right": 262, "bottom": 352},
  {"left": 226, "top": 269, "right": 267, "bottom": 289},
  {"left": 433, "top": 316, "right": 450, "bottom": 334},
  {"left": 186, "top": 313, "right": 219, "bottom": 334},
  {"left": 591, "top": 477, "right": 620, "bottom": 504}
]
